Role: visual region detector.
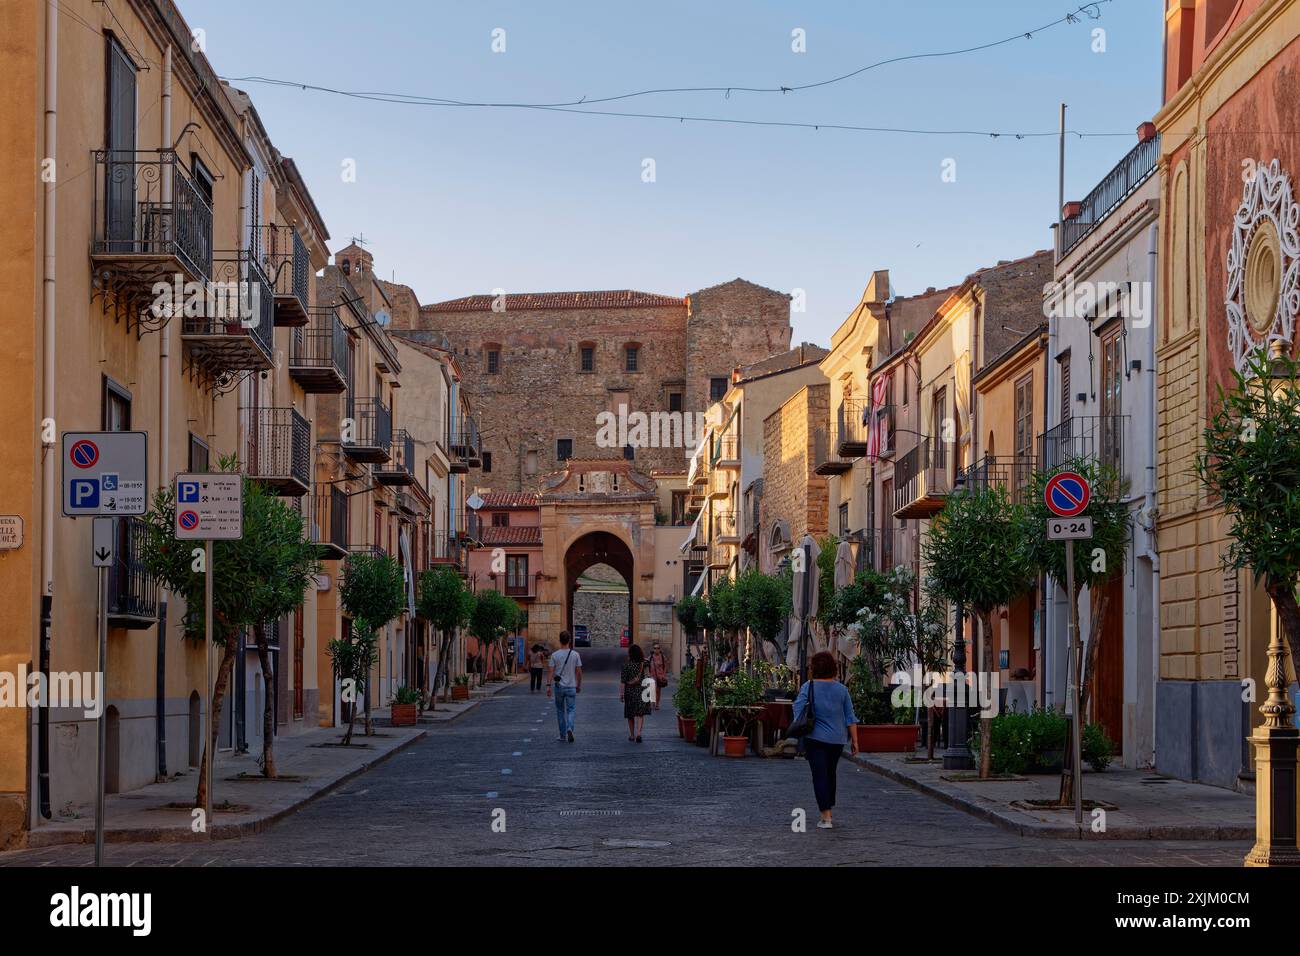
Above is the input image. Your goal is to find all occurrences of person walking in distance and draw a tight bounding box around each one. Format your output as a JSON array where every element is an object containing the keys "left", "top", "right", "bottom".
[
  {"left": 791, "top": 651, "right": 859, "bottom": 829},
  {"left": 528, "top": 643, "right": 547, "bottom": 693},
  {"left": 622, "top": 644, "right": 653, "bottom": 742},
  {"left": 647, "top": 642, "right": 669, "bottom": 711},
  {"left": 546, "top": 631, "right": 582, "bottom": 742}
]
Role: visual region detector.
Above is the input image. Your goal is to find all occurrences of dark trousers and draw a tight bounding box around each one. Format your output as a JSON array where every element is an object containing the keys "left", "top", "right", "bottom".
[
  {"left": 804, "top": 738, "right": 844, "bottom": 812},
  {"left": 529, "top": 667, "right": 543, "bottom": 692}
]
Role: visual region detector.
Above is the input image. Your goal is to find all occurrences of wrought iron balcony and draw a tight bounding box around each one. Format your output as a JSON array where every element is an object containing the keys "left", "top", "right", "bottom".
[
  {"left": 851, "top": 528, "right": 875, "bottom": 576},
  {"left": 711, "top": 510, "right": 739, "bottom": 543},
  {"left": 712, "top": 434, "right": 739, "bottom": 469},
  {"left": 289, "top": 306, "right": 350, "bottom": 393},
  {"left": 91, "top": 149, "right": 213, "bottom": 299},
  {"left": 260, "top": 224, "right": 310, "bottom": 326},
  {"left": 245, "top": 407, "right": 311, "bottom": 496},
  {"left": 959, "top": 455, "right": 1037, "bottom": 505},
  {"left": 687, "top": 544, "right": 709, "bottom": 571},
  {"left": 107, "top": 517, "right": 158, "bottom": 629},
  {"left": 1038, "top": 415, "right": 1128, "bottom": 479},
  {"left": 489, "top": 569, "right": 538, "bottom": 598},
  {"left": 343, "top": 397, "right": 391, "bottom": 464},
  {"left": 1059, "top": 134, "right": 1160, "bottom": 257},
  {"left": 429, "top": 531, "right": 468, "bottom": 568},
  {"left": 814, "top": 426, "right": 851, "bottom": 475},
  {"left": 709, "top": 539, "right": 732, "bottom": 570},
  {"left": 449, "top": 418, "right": 481, "bottom": 472},
  {"left": 375, "top": 429, "right": 417, "bottom": 486},
  {"left": 315, "top": 484, "right": 349, "bottom": 560},
  {"left": 180, "top": 250, "right": 275, "bottom": 375},
  {"left": 836, "top": 399, "right": 869, "bottom": 458},
  {"left": 893, "top": 437, "right": 953, "bottom": 519}
]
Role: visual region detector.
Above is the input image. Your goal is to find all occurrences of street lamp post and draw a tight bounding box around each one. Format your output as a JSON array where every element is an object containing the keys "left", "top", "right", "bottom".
[{"left": 944, "top": 472, "right": 974, "bottom": 770}]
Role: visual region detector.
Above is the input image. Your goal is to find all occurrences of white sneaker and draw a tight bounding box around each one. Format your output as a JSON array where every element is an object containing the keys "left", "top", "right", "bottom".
[{"left": 816, "top": 820, "right": 834, "bottom": 829}]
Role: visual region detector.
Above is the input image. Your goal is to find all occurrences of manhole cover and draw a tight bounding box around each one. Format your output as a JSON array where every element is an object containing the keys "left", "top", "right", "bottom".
[
  {"left": 602, "top": 839, "right": 670, "bottom": 849},
  {"left": 559, "top": 809, "right": 622, "bottom": 817}
]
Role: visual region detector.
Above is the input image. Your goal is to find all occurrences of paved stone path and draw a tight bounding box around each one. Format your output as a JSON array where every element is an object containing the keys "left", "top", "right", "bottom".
[{"left": 0, "top": 652, "right": 1249, "bottom": 867}]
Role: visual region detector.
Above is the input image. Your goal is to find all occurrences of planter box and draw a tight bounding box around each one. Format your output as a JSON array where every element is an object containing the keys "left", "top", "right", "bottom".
[
  {"left": 390, "top": 703, "right": 417, "bottom": 726},
  {"left": 681, "top": 717, "right": 697, "bottom": 740},
  {"left": 451, "top": 684, "right": 470, "bottom": 701},
  {"left": 853, "top": 723, "right": 919, "bottom": 753},
  {"left": 722, "top": 735, "right": 748, "bottom": 758}
]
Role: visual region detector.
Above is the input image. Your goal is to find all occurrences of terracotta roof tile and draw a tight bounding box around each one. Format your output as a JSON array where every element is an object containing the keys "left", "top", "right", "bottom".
[
  {"left": 424, "top": 290, "right": 686, "bottom": 312},
  {"left": 478, "top": 492, "right": 539, "bottom": 509},
  {"left": 477, "top": 526, "right": 542, "bottom": 546}
]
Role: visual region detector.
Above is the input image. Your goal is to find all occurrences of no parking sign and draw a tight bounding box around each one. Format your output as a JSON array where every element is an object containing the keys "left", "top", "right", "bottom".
[{"left": 61, "top": 432, "right": 147, "bottom": 516}]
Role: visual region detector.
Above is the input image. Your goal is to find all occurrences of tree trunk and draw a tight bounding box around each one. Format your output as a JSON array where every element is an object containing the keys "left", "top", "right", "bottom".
[
  {"left": 342, "top": 685, "right": 359, "bottom": 746},
  {"left": 194, "top": 639, "right": 237, "bottom": 809},
  {"left": 926, "top": 703, "right": 936, "bottom": 760},
  {"left": 428, "top": 628, "right": 451, "bottom": 712},
  {"left": 977, "top": 610, "right": 995, "bottom": 779},
  {"left": 254, "top": 630, "right": 276, "bottom": 778},
  {"left": 1265, "top": 577, "right": 1300, "bottom": 670}
]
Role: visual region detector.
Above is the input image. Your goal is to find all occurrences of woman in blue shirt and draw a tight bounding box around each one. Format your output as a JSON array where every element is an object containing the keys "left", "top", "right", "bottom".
[{"left": 791, "top": 651, "right": 859, "bottom": 829}]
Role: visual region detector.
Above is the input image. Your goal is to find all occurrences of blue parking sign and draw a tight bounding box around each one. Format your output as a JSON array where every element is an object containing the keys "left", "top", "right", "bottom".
[
  {"left": 178, "top": 481, "right": 200, "bottom": 503},
  {"left": 71, "top": 479, "right": 100, "bottom": 510},
  {"left": 101, "top": 473, "right": 119, "bottom": 492}
]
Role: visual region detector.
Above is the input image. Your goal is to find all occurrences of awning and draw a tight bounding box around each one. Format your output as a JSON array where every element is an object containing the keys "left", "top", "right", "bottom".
[
  {"left": 399, "top": 528, "right": 416, "bottom": 615},
  {"left": 679, "top": 508, "right": 704, "bottom": 553},
  {"left": 685, "top": 430, "right": 708, "bottom": 486},
  {"left": 689, "top": 572, "right": 707, "bottom": 597}
]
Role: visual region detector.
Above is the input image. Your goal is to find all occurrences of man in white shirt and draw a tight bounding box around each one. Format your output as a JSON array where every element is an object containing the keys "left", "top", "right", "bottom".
[{"left": 546, "top": 630, "right": 583, "bottom": 742}]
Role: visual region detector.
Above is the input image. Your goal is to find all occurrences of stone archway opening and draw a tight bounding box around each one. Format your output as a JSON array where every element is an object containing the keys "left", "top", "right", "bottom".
[{"left": 564, "top": 531, "right": 634, "bottom": 668}]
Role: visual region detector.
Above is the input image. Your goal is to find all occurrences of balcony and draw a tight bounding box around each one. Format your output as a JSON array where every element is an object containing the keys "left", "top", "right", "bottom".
[
  {"left": 261, "top": 224, "right": 310, "bottom": 326},
  {"left": 107, "top": 517, "right": 158, "bottom": 629},
  {"left": 813, "top": 426, "right": 851, "bottom": 475},
  {"left": 429, "top": 531, "right": 468, "bottom": 569},
  {"left": 1059, "top": 134, "right": 1160, "bottom": 258},
  {"left": 375, "top": 429, "right": 417, "bottom": 486},
  {"left": 1039, "top": 415, "right": 1128, "bottom": 478},
  {"left": 893, "top": 437, "right": 953, "bottom": 519},
  {"left": 959, "top": 455, "right": 1037, "bottom": 505},
  {"left": 489, "top": 570, "right": 539, "bottom": 599},
  {"left": 180, "top": 250, "right": 275, "bottom": 377},
  {"left": 314, "top": 484, "right": 349, "bottom": 560},
  {"left": 709, "top": 539, "right": 732, "bottom": 570},
  {"left": 851, "top": 528, "right": 875, "bottom": 576},
  {"left": 449, "top": 419, "right": 481, "bottom": 472},
  {"left": 687, "top": 544, "right": 709, "bottom": 572},
  {"left": 246, "top": 407, "right": 311, "bottom": 496},
  {"left": 290, "top": 307, "right": 351, "bottom": 393},
  {"left": 343, "top": 398, "right": 392, "bottom": 463},
  {"left": 712, "top": 510, "right": 739, "bottom": 544},
  {"left": 91, "top": 149, "right": 213, "bottom": 316},
  {"left": 713, "top": 434, "right": 740, "bottom": 469},
  {"left": 836, "top": 399, "right": 869, "bottom": 458}
]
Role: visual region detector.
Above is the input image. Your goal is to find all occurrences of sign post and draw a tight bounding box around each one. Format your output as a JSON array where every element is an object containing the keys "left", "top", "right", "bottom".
[
  {"left": 1044, "top": 471, "right": 1091, "bottom": 828},
  {"left": 174, "top": 473, "right": 244, "bottom": 832},
  {"left": 62, "top": 432, "right": 147, "bottom": 867}
]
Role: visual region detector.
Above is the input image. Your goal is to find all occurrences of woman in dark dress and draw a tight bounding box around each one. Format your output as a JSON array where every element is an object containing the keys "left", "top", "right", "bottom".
[{"left": 622, "top": 644, "right": 652, "bottom": 742}]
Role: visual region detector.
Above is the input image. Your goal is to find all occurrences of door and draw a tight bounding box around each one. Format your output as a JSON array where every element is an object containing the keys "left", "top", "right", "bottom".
[
  {"left": 1092, "top": 573, "right": 1124, "bottom": 756},
  {"left": 1099, "top": 327, "right": 1123, "bottom": 469},
  {"left": 293, "top": 606, "right": 304, "bottom": 720},
  {"left": 104, "top": 36, "right": 137, "bottom": 249}
]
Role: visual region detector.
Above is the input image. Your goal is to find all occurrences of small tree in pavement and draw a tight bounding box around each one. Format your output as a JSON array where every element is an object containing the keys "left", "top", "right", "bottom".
[
  {"left": 469, "top": 589, "right": 521, "bottom": 684},
  {"left": 418, "top": 565, "right": 473, "bottom": 708},
  {"left": 924, "top": 484, "right": 1032, "bottom": 778},
  {"left": 335, "top": 551, "right": 405, "bottom": 744}
]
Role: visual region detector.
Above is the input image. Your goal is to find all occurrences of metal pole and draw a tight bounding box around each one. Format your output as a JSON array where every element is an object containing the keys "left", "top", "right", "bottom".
[
  {"left": 1056, "top": 103, "right": 1066, "bottom": 262},
  {"left": 1065, "top": 539, "right": 1082, "bottom": 825},
  {"left": 204, "top": 538, "right": 213, "bottom": 830},
  {"left": 94, "top": 565, "right": 107, "bottom": 866}
]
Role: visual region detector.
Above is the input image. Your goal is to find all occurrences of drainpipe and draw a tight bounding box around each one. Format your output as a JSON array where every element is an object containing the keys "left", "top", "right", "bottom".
[
  {"left": 1145, "top": 221, "right": 1160, "bottom": 769},
  {"left": 37, "top": 0, "right": 59, "bottom": 822},
  {"left": 155, "top": 45, "right": 173, "bottom": 781}
]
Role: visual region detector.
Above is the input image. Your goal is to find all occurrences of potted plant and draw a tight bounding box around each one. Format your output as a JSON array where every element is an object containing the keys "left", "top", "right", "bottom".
[
  {"left": 672, "top": 676, "right": 700, "bottom": 740},
  {"left": 846, "top": 656, "right": 918, "bottom": 752},
  {"left": 391, "top": 685, "right": 420, "bottom": 726},
  {"left": 712, "top": 671, "right": 764, "bottom": 758},
  {"left": 451, "top": 674, "right": 471, "bottom": 701}
]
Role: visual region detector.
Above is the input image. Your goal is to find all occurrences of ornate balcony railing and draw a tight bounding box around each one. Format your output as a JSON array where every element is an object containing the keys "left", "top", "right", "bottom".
[
  {"left": 260, "top": 224, "right": 310, "bottom": 326},
  {"left": 315, "top": 483, "right": 349, "bottom": 559},
  {"left": 344, "top": 397, "right": 392, "bottom": 463},
  {"left": 712, "top": 510, "right": 739, "bottom": 541},
  {"left": 814, "top": 426, "right": 851, "bottom": 475},
  {"left": 959, "top": 454, "right": 1037, "bottom": 505},
  {"left": 450, "top": 417, "right": 481, "bottom": 471},
  {"left": 1038, "top": 415, "right": 1128, "bottom": 479},
  {"left": 92, "top": 149, "right": 213, "bottom": 283},
  {"left": 290, "top": 307, "right": 350, "bottom": 393},
  {"left": 893, "top": 437, "right": 952, "bottom": 519},
  {"left": 429, "top": 531, "right": 468, "bottom": 568},
  {"left": 712, "top": 434, "right": 739, "bottom": 467},
  {"left": 1059, "top": 134, "right": 1160, "bottom": 257},
  {"left": 107, "top": 516, "right": 158, "bottom": 629},
  {"left": 181, "top": 249, "right": 275, "bottom": 373},
  {"left": 375, "top": 429, "right": 417, "bottom": 486},
  {"left": 837, "top": 399, "right": 869, "bottom": 457},
  {"left": 246, "top": 407, "right": 311, "bottom": 496}
]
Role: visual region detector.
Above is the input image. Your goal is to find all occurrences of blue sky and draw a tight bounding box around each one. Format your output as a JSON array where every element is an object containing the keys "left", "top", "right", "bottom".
[{"left": 180, "top": 0, "right": 1164, "bottom": 345}]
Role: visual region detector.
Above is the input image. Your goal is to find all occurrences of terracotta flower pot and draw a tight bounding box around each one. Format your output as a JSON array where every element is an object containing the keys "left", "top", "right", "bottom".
[
  {"left": 391, "top": 703, "right": 417, "bottom": 726},
  {"left": 451, "top": 684, "right": 470, "bottom": 701},
  {"left": 681, "top": 717, "right": 697, "bottom": 740},
  {"left": 722, "top": 735, "right": 748, "bottom": 758},
  {"left": 852, "top": 724, "right": 920, "bottom": 753},
  {"left": 676, "top": 714, "right": 685, "bottom": 738}
]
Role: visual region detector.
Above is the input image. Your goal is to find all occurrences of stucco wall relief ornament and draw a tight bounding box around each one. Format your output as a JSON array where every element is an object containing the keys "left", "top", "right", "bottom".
[{"left": 1226, "top": 159, "right": 1300, "bottom": 376}]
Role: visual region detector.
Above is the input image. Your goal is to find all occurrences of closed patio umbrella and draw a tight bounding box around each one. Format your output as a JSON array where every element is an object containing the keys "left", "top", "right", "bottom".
[{"left": 833, "top": 539, "right": 856, "bottom": 658}]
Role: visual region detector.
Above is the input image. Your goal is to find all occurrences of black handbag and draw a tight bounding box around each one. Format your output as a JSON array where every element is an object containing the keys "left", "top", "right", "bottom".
[{"left": 786, "top": 679, "right": 816, "bottom": 738}]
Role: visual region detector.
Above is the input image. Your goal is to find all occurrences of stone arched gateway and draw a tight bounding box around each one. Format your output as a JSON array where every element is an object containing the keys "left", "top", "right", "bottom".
[{"left": 530, "top": 459, "right": 673, "bottom": 651}]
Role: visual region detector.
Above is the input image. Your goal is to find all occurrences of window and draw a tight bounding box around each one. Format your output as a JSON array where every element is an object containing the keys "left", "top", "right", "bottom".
[
  {"left": 623, "top": 444, "right": 634, "bottom": 460},
  {"left": 188, "top": 434, "right": 210, "bottom": 473},
  {"left": 880, "top": 479, "right": 894, "bottom": 570},
  {"left": 104, "top": 37, "right": 137, "bottom": 250},
  {"left": 1014, "top": 374, "right": 1034, "bottom": 462},
  {"left": 625, "top": 345, "right": 639, "bottom": 372},
  {"left": 1058, "top": 351, "right": 1072, "bottom": 429},
  {"left": 482, "top": 451, "right": 492, "bottom": 473},
  {"left": 102, "top": 377, "right": 131, "bottom": 431},
  {"left": 1099, "top": 327, "right": 1123, "bottom": 469},
  {"left": 671, "top": 490, "right": 689, "bottom": 525},
  {"left": 668, "top": 391, "right": 683, "bottom": 413},
  {"left": 902, "top": 365, "right": 910, "bottom": 406},
  {"left": 838, "top": 502, "right": 849, "bottom": 536},
  {"left": 580, "top": 346, "right": 594, "bottom": 372},
  {"left": 524, "top": 450, "right": 538, "bottom": 475},
  {"left": 932, "top": 386, "right": 948, "bottom": 469},
  {"left": 190, "top": 155, "right": 214, "bottom": 205},
  {"left": 557, "top": 439, "right": 573, "bottom": 461},
  {"left": 506, "top": 554, "right": 529, "bottom": 595},
  {"left": 710, "top": 378, "right": 727, "bottom": 403},
  {"left": 492, "top": 512, "right": 509, "bottom": 527},
  {"left": 485, "top": 348, "right": 500, "bottom": 374}
]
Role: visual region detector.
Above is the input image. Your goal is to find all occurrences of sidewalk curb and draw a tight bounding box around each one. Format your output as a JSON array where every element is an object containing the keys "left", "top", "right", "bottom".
[
  {"left": 24, "top": 729, "right": 430, "bottom": 849},
  {"left": 848, "top": 753, "right": 1253, "bottom": 841}
]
